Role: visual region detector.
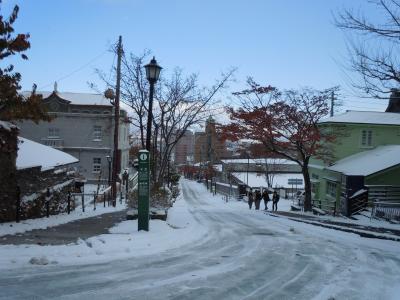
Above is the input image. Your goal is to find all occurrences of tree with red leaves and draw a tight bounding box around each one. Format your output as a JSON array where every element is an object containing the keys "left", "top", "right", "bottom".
[
  {"left": 0, "top": 1, "right": 50, "bottom": 123},
  {"left": 222, "top": 79, "right": 338, "bottom": 211}
]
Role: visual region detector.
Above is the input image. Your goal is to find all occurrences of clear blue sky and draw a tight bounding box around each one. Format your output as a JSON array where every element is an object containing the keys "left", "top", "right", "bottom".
[{"left": 2, "top": 0, "right": 388, "bottom": 112}]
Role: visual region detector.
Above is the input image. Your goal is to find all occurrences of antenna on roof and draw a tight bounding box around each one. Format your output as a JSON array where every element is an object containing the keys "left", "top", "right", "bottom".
[{"left": 54, "top": 81, "right": 58, "bottom": 93}]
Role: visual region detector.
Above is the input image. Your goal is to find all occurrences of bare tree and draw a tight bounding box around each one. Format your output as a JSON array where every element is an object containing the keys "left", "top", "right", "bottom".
[
  {"left": 263, "top": 158, "right": 277, "bottom": 188},
  {"left": 96, "top": 50, "right": 150, "bottom": 148},
  {"left": 154, "top": 68, "right": 235, "bottom": 184},
  {"left": 96, "top": 49, "right": 235, "bottom": 185},
  {"left": 335, "top": 0, "right": 400, "bottom": 98}
]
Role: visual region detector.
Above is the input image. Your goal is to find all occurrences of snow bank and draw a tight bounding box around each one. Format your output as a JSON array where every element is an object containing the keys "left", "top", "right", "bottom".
[{"left": 0, "top": 183, "right": 208, "bottom": 269}]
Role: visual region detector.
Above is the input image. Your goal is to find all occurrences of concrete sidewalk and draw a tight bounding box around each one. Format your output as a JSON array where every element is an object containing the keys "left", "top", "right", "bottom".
[
  {"left": 0, "top": 210, "right": 127, "bottom": 246},
  {"left": 267, "top": 211, "right": 400, "bottom": 242}
]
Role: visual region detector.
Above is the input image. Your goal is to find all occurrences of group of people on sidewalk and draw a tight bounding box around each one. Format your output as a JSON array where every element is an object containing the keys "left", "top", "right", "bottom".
[{"left": 247, "top": 189, "right": 280, "bottom": 211}]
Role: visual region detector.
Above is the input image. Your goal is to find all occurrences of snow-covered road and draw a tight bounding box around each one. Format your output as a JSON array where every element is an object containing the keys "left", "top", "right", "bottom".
[{"left": 1, "top": 179, "right": 399, "bottom": 299}]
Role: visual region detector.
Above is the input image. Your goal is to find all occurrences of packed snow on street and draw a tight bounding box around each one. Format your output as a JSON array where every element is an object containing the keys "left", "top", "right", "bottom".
[{"left": 0, "top": 179, "right": 399, "bottom": 300}]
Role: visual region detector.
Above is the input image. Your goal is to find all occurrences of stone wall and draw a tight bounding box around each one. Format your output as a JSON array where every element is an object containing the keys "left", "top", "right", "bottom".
[
  {"left": 0, "top": 121, "right": 77, "bottom": 222},
  {"left": 0, "top": 122, "right": 19, "bottom": 222},
  {"left": 18, "top": 167, "right": 74, "bottom": 197},
  {"left": 17, "top": 167, "right": 76, "bottom": 220}
]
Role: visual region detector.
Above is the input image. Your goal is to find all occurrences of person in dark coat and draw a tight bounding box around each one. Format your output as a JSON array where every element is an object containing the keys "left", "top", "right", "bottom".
[
  {"left": 254, "top": 190, "right": 262, "bottom": 210},
  {"left": 248, "top": 190, "right": 254, "bottom": 209},
  {"left": 272, "top": 190, "right": 280, "bottom": 211},
  {"left": 262, "top": 189, "right": 270, "bottom": 210}
]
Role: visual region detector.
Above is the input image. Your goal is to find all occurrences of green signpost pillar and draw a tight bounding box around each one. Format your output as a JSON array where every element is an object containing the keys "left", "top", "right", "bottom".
[{"left": 138, "top": 150, "right": 150, "bottom": 231}]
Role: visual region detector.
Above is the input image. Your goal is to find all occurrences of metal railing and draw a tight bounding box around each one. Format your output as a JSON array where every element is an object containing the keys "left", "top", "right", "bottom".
[
  {"left": 128, "top": 172, "right": 138, "bottom": 190},
  {"left": 366, "top": 185, "right": 400, "bottom": 221},
  {"left": 348, "top": 189, "right": 368, "bottom": 216}
]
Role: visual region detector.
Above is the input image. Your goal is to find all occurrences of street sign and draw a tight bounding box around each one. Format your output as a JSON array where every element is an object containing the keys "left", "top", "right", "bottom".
[
  {"left": 138, "top": 150, "right": 150, "bottom": 231},
  {"left": 288, "top": 178, "right": 303, "bottom": 185}
]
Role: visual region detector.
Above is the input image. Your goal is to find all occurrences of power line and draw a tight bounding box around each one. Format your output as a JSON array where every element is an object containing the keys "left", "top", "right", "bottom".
[
  {"left": 340, "top": 95, "right": 388, "bottom": 103},
  {"left": 38, "top": 49, "right": 109, "bottom": 90},
  {"left": 108, "top": 51, "right": 117, "bottom": 83}
]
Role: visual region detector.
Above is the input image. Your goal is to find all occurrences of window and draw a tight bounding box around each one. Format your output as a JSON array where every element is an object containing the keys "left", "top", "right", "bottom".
[
  {"left": 48, "top": 128, "right": 60, "bottom": 138},
  {"left": 326, "top": 181, "right": 337, "bottom": 198},
  {"left": 93, "top": 126, "right": 102, "bottom": 141},
  {"left": 361, "top": 129, "right": 373, "bottom": 147},
  {"left": 93, "top": 157, "right": 101, "bottom": 173}
]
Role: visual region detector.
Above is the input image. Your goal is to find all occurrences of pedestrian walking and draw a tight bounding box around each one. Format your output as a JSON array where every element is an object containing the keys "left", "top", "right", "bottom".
[
  {"left": 248, "top": 189, "right": 254, "bottom": 209},
  {"left": 272, "top": 190, "right": 280, "bottom": 211},
  {"left": 262, "top": 189, "right": 270, "bottom": 210},
  {"left": 254, "top": 190, "right": 262, "bottom": 210}
]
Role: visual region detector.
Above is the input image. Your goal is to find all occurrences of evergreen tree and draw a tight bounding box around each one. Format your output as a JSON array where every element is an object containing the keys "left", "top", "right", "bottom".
[{"left": 0, "top": 1, "right": 50, "bottom": 122}]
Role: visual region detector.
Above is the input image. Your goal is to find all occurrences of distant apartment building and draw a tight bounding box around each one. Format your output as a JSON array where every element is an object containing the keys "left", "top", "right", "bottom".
[
  {"left": 194, "top": 116, "right": 229, "bottom": 164},
  {"left": 173, "top": 130, "right": 194, "bottom": 165},
  {"left": 18, "top": 89, "right": 130, "bottom": 182}
]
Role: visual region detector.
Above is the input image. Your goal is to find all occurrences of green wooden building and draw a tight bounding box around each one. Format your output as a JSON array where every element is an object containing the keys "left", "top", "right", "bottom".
[{"left": 308, "top": 110, "right": 400, "bottom": 216}]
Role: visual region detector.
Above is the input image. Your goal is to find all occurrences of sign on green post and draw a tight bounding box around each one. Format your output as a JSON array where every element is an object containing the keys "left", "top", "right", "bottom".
[{"left": 138, "top": 150, "right": 150, "bottom": 231}]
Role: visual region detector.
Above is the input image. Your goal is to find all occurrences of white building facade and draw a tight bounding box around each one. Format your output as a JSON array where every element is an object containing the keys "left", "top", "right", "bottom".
[{"left": 18, "top": 90, "right": 130, "bottom": 183}]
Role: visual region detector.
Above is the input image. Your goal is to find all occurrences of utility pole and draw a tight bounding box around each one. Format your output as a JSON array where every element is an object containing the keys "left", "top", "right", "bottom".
[
  {"left": 112, "top": 35, "right": 122, "bottom": 206},
  {"left": 330, "top": 90, "right": 335, "bottom": 117}
]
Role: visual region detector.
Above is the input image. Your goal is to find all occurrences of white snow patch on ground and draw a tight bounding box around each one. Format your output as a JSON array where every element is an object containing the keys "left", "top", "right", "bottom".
[
  {"left": 0, "top": 179, "right": 399, "bottom": 300},
  {"left": 0, "top": 183, "right": 208, "bottom": 269},
  {"left": 0, "top": 179, "right": 399, "bottom": 299}
]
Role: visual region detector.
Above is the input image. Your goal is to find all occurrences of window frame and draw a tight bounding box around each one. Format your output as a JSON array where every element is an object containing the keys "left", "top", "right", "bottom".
[
  {"left": 48, "top": 127, "right": 60, "bottom": 139},
  {"left": 93, "top": 125, "right": 102, "bottom": 141},
  {"left": 360, "top": 129, "right": 373, "bottom": 148},
  {"left": 93, "top": 157, "right": 102, "bottom": 173}
]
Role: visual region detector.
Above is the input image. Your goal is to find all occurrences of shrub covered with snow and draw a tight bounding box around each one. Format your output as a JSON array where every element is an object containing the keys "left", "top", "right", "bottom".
[
  {"left": 169, "top": 173, "right": 181, "bottom": 186},
  {"left": 171, "top": 185, "right": 180, "bottom": 200},
  {"left": 127, "top": 184, "right": 174, "bottom": 209}
]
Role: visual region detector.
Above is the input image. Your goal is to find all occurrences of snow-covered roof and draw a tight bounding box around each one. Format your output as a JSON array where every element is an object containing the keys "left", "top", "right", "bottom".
[
  {"left": 51, "top": 91, "right": 111, "bottom": 106},
  {"left": 222, "top": 158, "right": 297, "bottom": 165},
  {"left": 0, "top": 121, "right": 18, "bottom": 131},
  {"left": 17, "top": 137, "right": 79, "bottom": 171},
  {"left": 319, "top": 111, "right": 400, "bottom": 126},
  {"left": 232, "top": 172, "right": 304, "bottom": 189},
  {"left": 22, "top": 91, "right": 112, "bottom": 106},
  {"left": 327, "top": 145, "right": 400, "bottom": 176}
]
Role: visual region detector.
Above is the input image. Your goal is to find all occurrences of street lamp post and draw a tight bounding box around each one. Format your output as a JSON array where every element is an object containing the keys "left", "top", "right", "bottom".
[
  {"left": 137, "top": 57, "right": 161, "bottom": 232},
  {"left": 106, "top": 155, "right": 112, "bottom": 186},
  {"left": 144, "top": 57, "right": 162, "bottom": 151}
]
